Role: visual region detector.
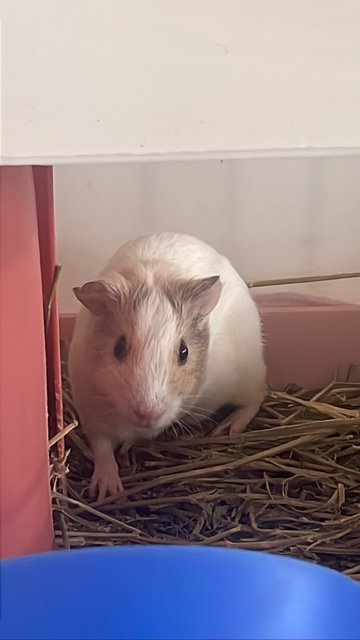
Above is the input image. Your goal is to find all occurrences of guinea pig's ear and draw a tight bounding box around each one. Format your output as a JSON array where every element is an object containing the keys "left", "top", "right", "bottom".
[
  {"left": 73, "top": 280, "right": 118, "bottom": 316},
  {"left": 185, "top": 275, "right": 222, "bottom": 318}
]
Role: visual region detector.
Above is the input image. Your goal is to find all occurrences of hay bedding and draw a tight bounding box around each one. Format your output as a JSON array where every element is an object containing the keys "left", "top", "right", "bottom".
[{"left": 52, "top": 365, "right": 360, "bottom": 580}]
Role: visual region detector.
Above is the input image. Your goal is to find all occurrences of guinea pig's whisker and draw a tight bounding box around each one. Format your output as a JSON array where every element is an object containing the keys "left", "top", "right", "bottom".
[
  {"left": 173, "top": 419, "right": 183, "bottom": 432},
  {"left": 181, "top": 402, "right": 211, "bottom": 412},
  {"left": 173, "top": 420, "right": 192, "bottom": 437},
  {"left": 181, "top": 406, "right": 215, "bottom": 422},
  {"left": 169, "top": 423, "right": 179, "bottom": 438},
  {"left": 183, "top": 394, "right": 213, "bottom": 400},
  {"left": 182, "top": 413, "right": 203, "bottom": 431},
  {"left": 175, "top": 419, "right": 194, "bottom": 437},
  {"left": 183, "top": 425, "right": 194, "bottom": 437}
]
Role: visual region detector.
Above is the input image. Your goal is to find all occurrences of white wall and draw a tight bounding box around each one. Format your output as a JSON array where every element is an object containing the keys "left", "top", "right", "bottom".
[
  {"left": 55, "top": 156, "right": 360, "bottom": 313},
  {"left": 2, "top": 0, "right": 360, "bottom": 162}
]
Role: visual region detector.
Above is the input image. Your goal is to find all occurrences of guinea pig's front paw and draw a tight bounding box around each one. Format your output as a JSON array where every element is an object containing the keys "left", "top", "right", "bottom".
[
  {"left": 89, "top": 466, "right": 124, "bottom": 502},
  {"left": 214, "top": 404, "right": 259, "bottom": 436}
]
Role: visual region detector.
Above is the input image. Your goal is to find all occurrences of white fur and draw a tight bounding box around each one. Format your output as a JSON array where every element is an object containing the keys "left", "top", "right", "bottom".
[{"left": 126, "top": 287, "right": 181, "bottom": 427}]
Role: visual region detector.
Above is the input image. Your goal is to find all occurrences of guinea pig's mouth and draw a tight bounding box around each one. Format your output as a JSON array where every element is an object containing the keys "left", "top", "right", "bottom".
[
  {"left": 134, "top": 423, "right": 164, "bottom": 435},
  {"left": 131, "top": 409, "right": 179, "bottom": 434},
  {"left": 119, "top": 398, "right": 182, "bottom": 434}
]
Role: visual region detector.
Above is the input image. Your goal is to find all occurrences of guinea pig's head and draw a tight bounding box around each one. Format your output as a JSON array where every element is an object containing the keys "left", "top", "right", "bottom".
[{"left": 73, "top": 270, "right": 221, "bottom": 437}]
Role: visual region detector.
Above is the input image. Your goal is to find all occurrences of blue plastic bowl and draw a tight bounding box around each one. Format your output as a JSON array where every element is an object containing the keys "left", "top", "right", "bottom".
[{"left": 1, "top": 545, "right": 360, "bottom": 640}]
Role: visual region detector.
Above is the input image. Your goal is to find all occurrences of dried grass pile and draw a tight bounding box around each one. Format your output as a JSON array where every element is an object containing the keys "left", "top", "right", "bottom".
[{"left": 52, "top": 365, "right": 360, "bottom": 580}]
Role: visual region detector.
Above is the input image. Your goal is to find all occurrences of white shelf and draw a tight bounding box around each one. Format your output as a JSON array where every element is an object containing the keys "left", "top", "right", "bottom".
[{"left": 2, "top": 0, "right": 360, "bottom": 163}]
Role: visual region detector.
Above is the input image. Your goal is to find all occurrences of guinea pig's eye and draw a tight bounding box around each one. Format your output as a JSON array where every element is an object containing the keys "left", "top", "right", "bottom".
[
  {"left": 114, "top": 335, "right": 128, "bottom": 361},
  {"left": 178, "top": 339, "right": 188, "bottom": 364}
]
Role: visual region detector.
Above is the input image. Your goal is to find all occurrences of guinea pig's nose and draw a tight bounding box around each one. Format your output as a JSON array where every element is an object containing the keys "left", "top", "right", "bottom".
[{"left": 133, "top": 407, "right": 162, "bottom": 426}]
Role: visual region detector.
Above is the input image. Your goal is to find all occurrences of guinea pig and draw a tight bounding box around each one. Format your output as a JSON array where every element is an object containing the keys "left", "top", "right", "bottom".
[{"left": 68, "top": 232, "right": 267, "bottom": 500}]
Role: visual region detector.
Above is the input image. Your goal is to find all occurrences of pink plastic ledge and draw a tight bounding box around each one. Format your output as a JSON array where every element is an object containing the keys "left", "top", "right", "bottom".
[{"left": 60, "top": 292, "right": 360, "bottom": 390}]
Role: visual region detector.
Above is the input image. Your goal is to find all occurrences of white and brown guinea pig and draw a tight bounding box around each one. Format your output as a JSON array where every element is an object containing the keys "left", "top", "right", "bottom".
[{"left": 68, "top": 232, "right": 266, "bottom": 499}]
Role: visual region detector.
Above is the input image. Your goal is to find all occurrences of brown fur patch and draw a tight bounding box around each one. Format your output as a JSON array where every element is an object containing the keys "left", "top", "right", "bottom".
[{"left": 168, "top": 315, "right": 210, "bottom": 397}]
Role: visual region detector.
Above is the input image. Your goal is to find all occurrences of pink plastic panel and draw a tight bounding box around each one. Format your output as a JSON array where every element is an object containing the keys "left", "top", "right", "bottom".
[
  {"left": 0, "top": 167, "right": 53, "bottom": 559},
  {"left": 261, "top": 304, "right": 360, "bottom": 389},
  {"left": 250, "top": 292, "right": 360, "bottom": 387}
]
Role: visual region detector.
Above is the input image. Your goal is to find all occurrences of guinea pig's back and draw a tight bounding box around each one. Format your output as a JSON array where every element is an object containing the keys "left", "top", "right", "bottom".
[
  {"left": 101, "top": 230, "right": 259, "bottom": 337},
  {"left": 101, "top": 232, "right": 243, "bottom": 285}
]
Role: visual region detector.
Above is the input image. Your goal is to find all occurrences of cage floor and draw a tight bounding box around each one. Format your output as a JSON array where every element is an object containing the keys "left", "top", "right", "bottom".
[{"left": 52, "top": 368, "right": 360, "bottom": 581}]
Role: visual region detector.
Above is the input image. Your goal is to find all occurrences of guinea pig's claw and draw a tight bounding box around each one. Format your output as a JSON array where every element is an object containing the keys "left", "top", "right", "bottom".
[
  {"left": 89, "top": 468, "right": 124, "bottom": 501},
  {"left": 212, "top": 419, "right": 231, "bottom": 436}
]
